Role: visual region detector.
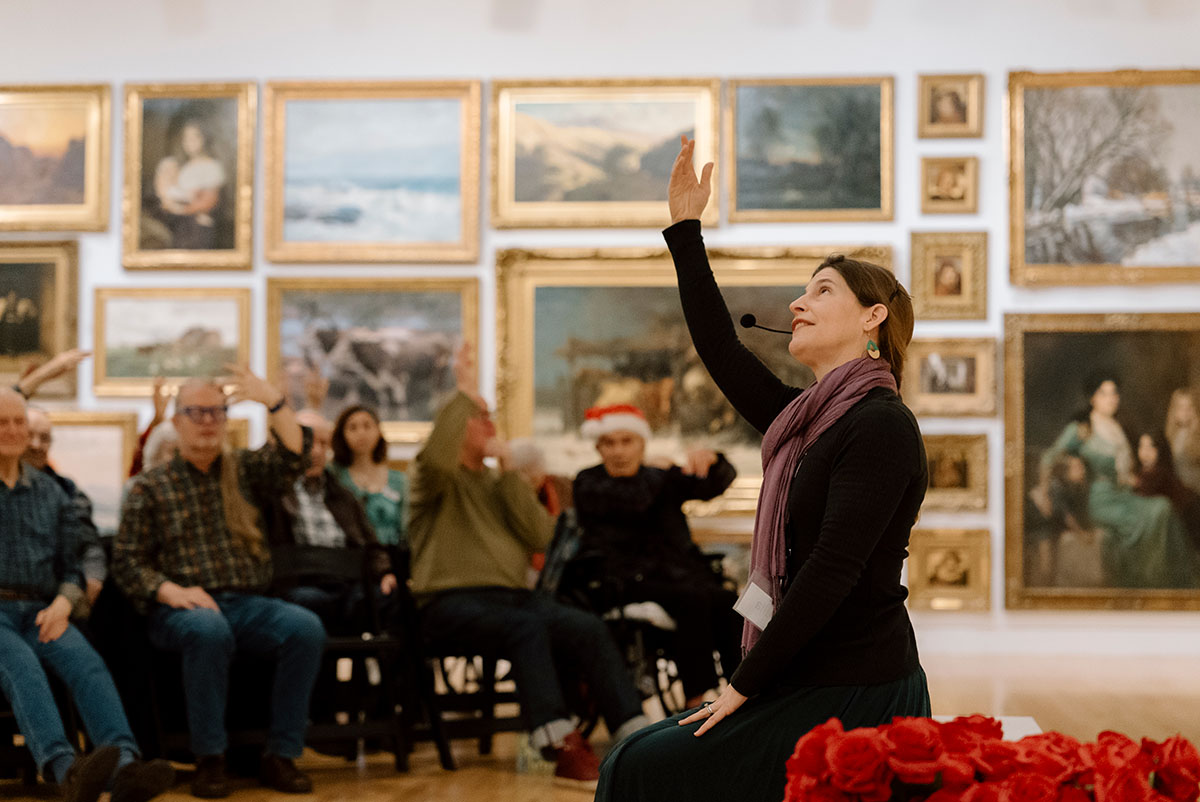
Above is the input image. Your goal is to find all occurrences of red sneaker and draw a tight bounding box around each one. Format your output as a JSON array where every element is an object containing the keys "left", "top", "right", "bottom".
[{"left": 553, "top": 731, "right": 600, "bottom": 787}]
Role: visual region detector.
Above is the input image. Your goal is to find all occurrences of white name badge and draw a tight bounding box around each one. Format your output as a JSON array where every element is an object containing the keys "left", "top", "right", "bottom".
[{"left": 733, "top": 579, "right": 775, "bottom": 631}]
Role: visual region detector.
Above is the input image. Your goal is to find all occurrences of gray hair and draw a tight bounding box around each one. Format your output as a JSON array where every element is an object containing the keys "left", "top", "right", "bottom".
[{"left": 508, "top": 437, "right": 547, "bottom": 476}]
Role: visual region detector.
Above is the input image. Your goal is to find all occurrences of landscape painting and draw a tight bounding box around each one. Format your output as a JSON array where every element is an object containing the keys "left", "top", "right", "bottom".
[
  {"left": 497, "top": 245, "right": 892, "bottom": 515},
  {"left": 729, "top": 77, "right": 893, "bottom": 222},
  {"left": 267, "top": 277, "right": 478, "bottom": 443},
  {"left": 492, "top": 79, "right": 719, "bottom": 227},
  {"left": 93, "top": 287, "right": 250, "bottom": 396},
  {"left": 46, "top": 412, "right": 137, "bottom": 534},
  {"left": 0, "top": 84, "right": 109, "bottom": 230},
  {"left": 1011, "top": 69, "right": 1200, "bottom": 284},
  {"left": 265, "top": 81, "right": 480, "bottom": 262}
]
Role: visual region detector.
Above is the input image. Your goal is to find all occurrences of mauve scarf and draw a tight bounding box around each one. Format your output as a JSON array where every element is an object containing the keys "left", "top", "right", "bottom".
[{"left": 741, "top": 356, "right": 897, "bottom": 654}]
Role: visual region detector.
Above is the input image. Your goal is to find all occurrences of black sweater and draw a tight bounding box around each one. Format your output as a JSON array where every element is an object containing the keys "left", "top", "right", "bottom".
[{"left": 665, "top": 220, "right": 927, "bottom": 697}]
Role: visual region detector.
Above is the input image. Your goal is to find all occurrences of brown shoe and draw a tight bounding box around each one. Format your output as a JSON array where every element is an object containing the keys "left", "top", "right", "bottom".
[
  {"left": 259, "top": 753, "right": 313, "bottom": 794},
  {"left": 111, "top": 758, "right": 175, "bottom": 802},
  {"left": 60, "top": 745, "right": 120, "bottom": 802},
  {"left": 190, "top": 754, "right": 229, "bottom": 799},
  {"left": 552, "top": 731, "right": 600, "bottom": 788}
]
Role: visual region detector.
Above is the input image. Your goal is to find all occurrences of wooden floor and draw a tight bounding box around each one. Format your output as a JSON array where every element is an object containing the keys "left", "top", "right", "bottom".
[{"left": 3, "top": 653, "right": 1198, "bottom": 801}]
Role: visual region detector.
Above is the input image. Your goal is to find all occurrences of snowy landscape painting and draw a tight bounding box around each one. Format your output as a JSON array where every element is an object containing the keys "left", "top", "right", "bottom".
[{"left": 1013, "top": 71, "right": 1200, "bottom": 284}]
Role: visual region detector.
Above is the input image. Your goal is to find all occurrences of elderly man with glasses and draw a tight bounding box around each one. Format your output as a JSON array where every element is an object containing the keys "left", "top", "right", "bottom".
[{"left": 113, "top": 368, "right": 325, "bottom": 799}]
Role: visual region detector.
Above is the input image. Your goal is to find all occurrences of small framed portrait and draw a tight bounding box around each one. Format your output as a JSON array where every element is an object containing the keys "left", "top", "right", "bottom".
[
  {"left": 45, "top": 411, "right": 138, "bottom": 534},
  {"left": 93, "top": 287, "right": 251, "bottom": 396},
  {"left": 908, "top": 529, "right": 990, "bottom": 611},
  {"left": 921, "top": 156, "right": 978, "bottom": 214},
  {"left": 0, "top": 84, "right": 110, "bottom": 231},
  {"left": 122, "top": 82, "right": 256, "bottom": 270},
  {"left": 903, "top": 338, "right": 997, "bottom": 417},
  {"left": 918, "top": 74, "right": 984, "bottom": 139},
  {"left": 0, "top": 241, "right": 78, "bottom": 398},
  {"left": 492, "top": 78, "right": 720, "bottom": 228},
  {"left": 911, "top": 231, "right": 988, "bottom": 320},
  {"left": 728, "top": 76, "right": 894, "bottom": 222},
  {"left": 923, "top": 434, "right": 988, "bottom": 511},
  {"left": 265, "top": 80, "right": 481, "bottom": 263}
]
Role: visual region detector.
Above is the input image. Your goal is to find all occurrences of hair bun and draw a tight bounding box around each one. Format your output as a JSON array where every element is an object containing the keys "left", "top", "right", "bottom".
[{"left": 826, "top": 253, "right": 846, "bottom": 264}]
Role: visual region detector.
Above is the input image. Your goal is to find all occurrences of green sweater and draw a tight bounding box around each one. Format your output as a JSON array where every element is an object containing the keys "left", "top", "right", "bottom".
[{"left": 407, "top": 391, "right": 553, "bottom": 600}]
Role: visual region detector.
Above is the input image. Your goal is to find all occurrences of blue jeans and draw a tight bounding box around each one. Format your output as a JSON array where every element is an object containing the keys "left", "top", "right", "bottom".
[
  {"left": 420, "top": 588, "right": 644, "bottom": 734},
  {"left": 0, "top": 599, "right": 139, "bottom": 776},
  {"left": 147, "top": 592, "right": 325, "bottom": 759}
]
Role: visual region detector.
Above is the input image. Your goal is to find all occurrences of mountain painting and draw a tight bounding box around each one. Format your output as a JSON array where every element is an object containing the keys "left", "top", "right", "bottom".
[
  {"left": 0, "top": 103, "right": 88, "bottom": 205},
  {"left": 512, "top": 100, "right": 695, "bottom": 203}
]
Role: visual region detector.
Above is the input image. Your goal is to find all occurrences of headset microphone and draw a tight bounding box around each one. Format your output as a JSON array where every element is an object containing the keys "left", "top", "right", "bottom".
[{"left": 739, "top": 314, "right": 791, "bottom": 335}]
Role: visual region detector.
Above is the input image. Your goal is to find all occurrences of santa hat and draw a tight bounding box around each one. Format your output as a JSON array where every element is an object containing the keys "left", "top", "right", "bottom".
[{"left": 580, "top": 404, "right": 652, "bottom": 442}]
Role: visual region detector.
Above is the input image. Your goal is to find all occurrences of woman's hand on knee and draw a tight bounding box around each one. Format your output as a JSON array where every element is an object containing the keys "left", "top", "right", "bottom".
[{"left": 678, "top": 683, "right": 747, "bottom": 736}]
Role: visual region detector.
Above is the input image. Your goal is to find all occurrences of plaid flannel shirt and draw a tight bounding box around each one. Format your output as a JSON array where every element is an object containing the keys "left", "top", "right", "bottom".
[
  {"left": 0, "top": 464, "right": 85, "bottom": 606},
  {"left": 113, "top": 430, "right": 311, "bottom": 613}
]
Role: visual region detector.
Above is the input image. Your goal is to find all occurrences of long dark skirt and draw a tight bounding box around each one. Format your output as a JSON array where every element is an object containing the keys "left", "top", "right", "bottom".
[{"left": 595, "top": 667, "right": 931, "bottom": 802}]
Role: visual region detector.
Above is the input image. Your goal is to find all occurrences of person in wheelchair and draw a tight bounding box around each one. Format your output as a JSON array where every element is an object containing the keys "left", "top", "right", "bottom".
[{"left": 572, "top": 404, "right": 743, "bottom": 710}]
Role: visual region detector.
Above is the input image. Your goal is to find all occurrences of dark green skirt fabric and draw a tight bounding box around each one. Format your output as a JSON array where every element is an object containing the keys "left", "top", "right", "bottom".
[{"left": 595, "top": 667, "right": 931, "bottom": 802}]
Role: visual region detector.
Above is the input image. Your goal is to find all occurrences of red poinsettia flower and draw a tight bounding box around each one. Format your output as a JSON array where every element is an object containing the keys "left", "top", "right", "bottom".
[
  {"left": 1148, "top": 735, "right": 1200, "bottom": 802},
  {"left": 826, "top": 728, "right": 896, "bottom": 802},
  {"left": 789, "top": 719, "right": 847, "bottom": 783},
  {"left": 887, "top": 718, "right": 948, "bottom": 785},
  {"left": 1005, "top": 770, "right": 1063, "bottom": 802},
  {"left": 1017, "top": 733, "right": 1086, "bottom": 784}
]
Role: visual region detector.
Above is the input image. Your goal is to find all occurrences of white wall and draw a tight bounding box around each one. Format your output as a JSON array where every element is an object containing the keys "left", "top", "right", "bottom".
[{"left": 5, "top": 0, "right": 1200, "bottom": 654}]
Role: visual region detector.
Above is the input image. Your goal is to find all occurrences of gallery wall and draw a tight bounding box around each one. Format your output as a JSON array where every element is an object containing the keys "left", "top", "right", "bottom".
[{"left": 4, "top": 0, "right": 1200, "bottom": 655}]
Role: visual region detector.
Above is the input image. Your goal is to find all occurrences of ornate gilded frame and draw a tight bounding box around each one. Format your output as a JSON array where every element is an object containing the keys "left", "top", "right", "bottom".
[
  {"left": 911, "top": 231, "right": 988, "bottom": 320},
  {"left": 918, "top": 73, "right": 985, "bottom": 139},
  {"left": 264, "top": 80, "right": 480, "bottom": 263},
  {"left": 266, "top": 277, "right": 479, "bottom": 444},
  {"left": 903, "top": 338, "right": 997, "bottom": 417},
  {"left": 726, "top": 76, "right": 894, "bottom": 223},
  {"left": 122, "top": 82, "right": 256, "bottom": 270},
  {"left": 491, "top": 78, "right": 720, "bottom": 228},
  {"left": 46, "top": 411, "right": 138, "bottom": 532},
  {"left": 922, "top": 433, "right": 988, "bottom": 512},
  {"left": 0, "top": 241, "right": 78, "bottom": 399},
  {"left": 921, "top": 156, "right": 978, "bottom": 214},
  {"left": 1010, "top": 69, "right": 1200, "bottom": 285},
  {"left": 0, "top": 84, "right": 110, "bottom": 231},
  {"left": 1004, "top": 312, "right": 1200, "bottom": 610},
  {"left": 93, "top": 287, "right": 252, "bottom": 397},
  {"left": 907, "top": 529, "right": 991, "bottom": 611},
  {"left": 496, "top": 244, "right": 892, "bottom": 518}
]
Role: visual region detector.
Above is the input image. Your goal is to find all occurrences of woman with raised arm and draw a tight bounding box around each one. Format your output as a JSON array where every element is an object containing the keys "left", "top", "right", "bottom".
[{"left": 595, "top": 137, "right": 931, "bottom": 802}]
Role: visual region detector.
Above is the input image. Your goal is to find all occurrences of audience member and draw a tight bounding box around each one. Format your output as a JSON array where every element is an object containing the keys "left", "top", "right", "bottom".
[
  {"left": 0, "top": 388, "right": 174, "bottom": 802},
  {"left": 408, "top": 344, "right": 649, "bottom": 786},
  {"left": 329, "top": 405, "right": 409, "bottom": 548},
  {"left": 113, "top": 369, "right": 325, "bottom": 799},
  {"left": 128, "top": 377, "right": 173, "bottom": 478},
  {"left": 572, "top": 404, "right": 741, "bottom": 708}
]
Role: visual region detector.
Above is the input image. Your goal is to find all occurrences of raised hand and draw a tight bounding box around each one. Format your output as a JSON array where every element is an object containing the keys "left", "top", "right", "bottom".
[
  {"left": 454, "top": 340, "right": 477, "bottom": 396},
  {"left": 682, "top": 448, "right": 719, "bottom": 478},
  {"left": 151, "top": 376, "right": 170, "bottom": 423},
  {"left": 16, "top": 348, "right": 91, "bottom": 398},
  {"left": 668, "top": 135, "right": 714, "bottom": 225},
  {"left": 302, "top": 368, "right": 329, "bottom": 412},
  {"left": 223, "top": 364, "right": 283, "bottom": 408}
]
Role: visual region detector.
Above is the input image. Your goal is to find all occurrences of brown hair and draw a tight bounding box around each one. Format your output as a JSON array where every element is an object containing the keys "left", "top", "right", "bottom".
[
  {"left": 813, "top": 254, "right": 915, "bottom": 389},
  {"left": 332, "top": 405, "right": 387, "bottom": 466}
]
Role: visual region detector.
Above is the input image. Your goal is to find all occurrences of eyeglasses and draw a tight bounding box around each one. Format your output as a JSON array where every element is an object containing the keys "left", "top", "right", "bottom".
[{"left": 179, "top": 405, "right": 228, "bottom": 424}]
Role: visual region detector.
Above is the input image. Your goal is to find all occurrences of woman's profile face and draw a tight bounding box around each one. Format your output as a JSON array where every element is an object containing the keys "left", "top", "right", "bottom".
[
  {"left": 1091, "top": 380, "right": 1121, "bottom": 417},
  {"left": 1138, "top": 434, "right": 1159, "bottom": 470},
  {"left": 788, "top": 267, "right": 874, "bottom": 367},
  {"left": 180, "top": 124, "right": 206, "bottom": 157},
  {"left": 343, "top": 410, "right": 382, "bottom": 459}
]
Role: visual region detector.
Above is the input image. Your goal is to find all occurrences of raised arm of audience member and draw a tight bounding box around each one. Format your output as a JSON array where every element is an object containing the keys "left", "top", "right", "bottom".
[
  {"left": 129, "top": 376, "right": 171, "bottom": 477},
  {"left": 412, "top": 341, "right": 481, "bottom": 482},
  {"left": 226, "top": 363, "right": 310, "bottom": 497},
  {"left": 11, "top": 348, "right": 90, "bottom": 400}
]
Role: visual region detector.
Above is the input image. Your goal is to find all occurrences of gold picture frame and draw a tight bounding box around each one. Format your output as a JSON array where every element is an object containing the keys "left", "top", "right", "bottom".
[
  {"left": 903, "top": 338, "right": 997, "bottom": 417},
  {"left": 911, "top": 231, "right": 988, "bottom": 320},
  {"left": 918, "top": 74, "right": 984, "bottom": 139},
  {"left": 908, "top": 529, "right": 990, "bottom": 611},
  {"left": 921, "top": 156, "right": 978, "bottom": 214},
  {"left": 496, "top": 244, "right": 892, "bottom": 517},
  {"left": 923, "top": 434, "right": 988, "bottom": 512},
  {"left": 1005, "top": 312, "right": 1200, "bottom": 609},
  {"left": 122, "top": 82, "right": 256, "bottom": 270},
  {"left": 0, "top": 241, "right": 79, "bottom": 399},
  {"left": 0, "top": 84, "right": 110, "bottom": 231},
  {"left": 93, "top": 287, "right": 252, "bottom": 397},
  {"left": 46, "top": 411, "right": 138, "bottom": 533},
  {"left": 1010, "top": 69, "right": 1200, "bottom": 286},
  {"left": 491, "top": 78, "right": 720, "bottom": 228},
  {"left": 266, "top": 277, "right": 479, "bottom": 444},
  {"left": 264, "top": 80, "right": 481, "bottom": 263},
  {"left": 727, "top": 76, "right": 894, "bottom": 223}
]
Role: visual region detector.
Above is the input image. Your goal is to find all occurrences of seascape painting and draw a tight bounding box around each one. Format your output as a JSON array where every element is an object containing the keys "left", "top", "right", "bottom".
[{"left": 1013, "top": 71, "right": 1200, "bottom": 283}]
